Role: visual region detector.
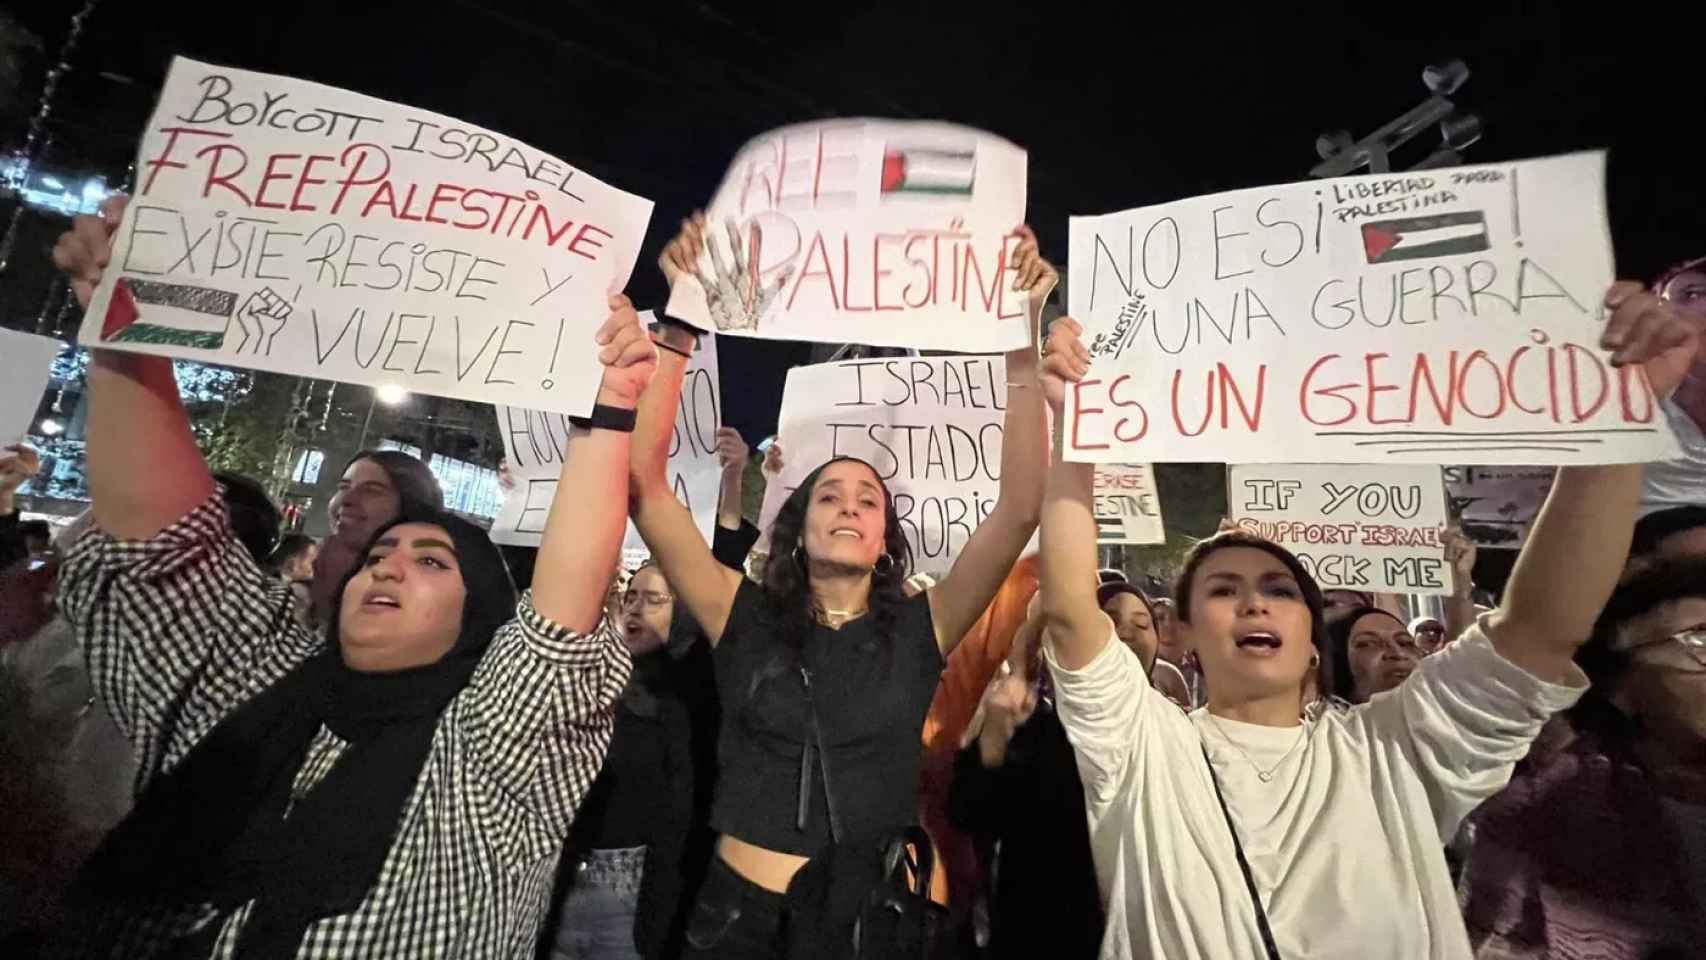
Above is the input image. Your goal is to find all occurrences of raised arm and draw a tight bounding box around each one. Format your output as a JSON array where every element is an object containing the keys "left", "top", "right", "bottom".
[
  {"left": 630, "top": 215, "right": 744, "bottom": 643},
  {"left": 715, "top": 426, "right": 748, "bottom": 531},
  {"left": 1032, "top": 316, "right": 1112, "bottom": 671},
  {"left": 1487, "top": 282, "right": 1700, "bottom": 682},
  {"left": 1441, "top": 526, "right": 1478, "bottom": 644},
  {"left": 928, "top": 227, "right": 1054, "bottom": 653},
  {"left": 531, "top": 296, "right": 656, "bottom": 633},
  {"left": 51, "top": 196, "right": 215, "bottom": 539}
]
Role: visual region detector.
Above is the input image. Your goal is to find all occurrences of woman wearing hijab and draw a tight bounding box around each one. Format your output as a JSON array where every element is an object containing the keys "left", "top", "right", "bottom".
[
  {"left": 49, "top": 199, "right": 654, "bottom": 959},
  {"left": 1032, "top": 281, "right": 1698, "bottom": 959},
  {"left": 309, "top": 448, "right": 444, "bottom": 627}
]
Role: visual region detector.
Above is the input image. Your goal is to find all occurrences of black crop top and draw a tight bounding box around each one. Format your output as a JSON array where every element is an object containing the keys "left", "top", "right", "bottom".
[{"left": 709, "top": 577, "right": 944, "bottom": 855}]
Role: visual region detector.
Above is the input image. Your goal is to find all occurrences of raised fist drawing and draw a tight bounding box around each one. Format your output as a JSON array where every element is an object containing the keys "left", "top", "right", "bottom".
[{"left": 234, "top": 286, "right": 294, "bottom": 355}]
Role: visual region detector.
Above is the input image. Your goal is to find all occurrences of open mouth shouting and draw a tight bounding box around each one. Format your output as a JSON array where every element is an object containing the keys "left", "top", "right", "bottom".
[
  {"left": 1234, "top": 630, "right": 1284, "bottom": 657},
  {"left": 360, "top": 588, "right": 401, "bottom": 611}
]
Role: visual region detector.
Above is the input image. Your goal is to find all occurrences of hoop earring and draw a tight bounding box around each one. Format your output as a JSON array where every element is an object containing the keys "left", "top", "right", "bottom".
[
  {"left": 1309, "top": 651, "right": 1321, "bottom": 669},
  {"left": 873, "top": 552, "right": 896, "bottom": 575},
  {"left": 793, "top": 543, "right": 808, "bottom": 570}
]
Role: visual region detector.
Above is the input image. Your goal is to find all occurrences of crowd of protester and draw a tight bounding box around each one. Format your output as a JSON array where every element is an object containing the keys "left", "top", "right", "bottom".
[{"left": 0, "top": 199, "right": 1698, "bottom": 960}]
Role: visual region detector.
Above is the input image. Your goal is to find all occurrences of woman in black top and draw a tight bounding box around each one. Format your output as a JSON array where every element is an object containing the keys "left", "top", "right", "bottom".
[
  {"left": 545, "top": 563, "right": 698, "bottom": 960},
  {"left": 631, "top": 216, "right": 1056, "bottom": 958},
  {"left": 949, "top": 604, "right": 1105, "bottom": 960}
]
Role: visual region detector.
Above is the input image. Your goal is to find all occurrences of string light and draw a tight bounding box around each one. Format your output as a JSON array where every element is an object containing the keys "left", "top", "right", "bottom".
[{"left": 0, "top": 0, "right": 103, "bottom": 275}]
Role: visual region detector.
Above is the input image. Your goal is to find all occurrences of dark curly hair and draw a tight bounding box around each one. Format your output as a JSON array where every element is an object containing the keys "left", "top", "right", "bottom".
[
  {"left": 1172, "top": 531, "right": 1330, "bottom": 697},
  {"left": 760, "top": 456, "right": 913, "bottom": 655}
]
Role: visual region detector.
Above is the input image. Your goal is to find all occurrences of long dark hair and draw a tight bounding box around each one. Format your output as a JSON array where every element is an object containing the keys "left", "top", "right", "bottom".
[
  {"left": 1172, "top": 531, "right": 1330, "bottom": 698},
  {"left": 1327, "top": 606, "right": 1405, "bottom": 703},
  {"left": 761, "top": 456, "right": 913, "bottom": 654},
  {"left": 338, "top": 449, "right": 445, "bottom": 516}
]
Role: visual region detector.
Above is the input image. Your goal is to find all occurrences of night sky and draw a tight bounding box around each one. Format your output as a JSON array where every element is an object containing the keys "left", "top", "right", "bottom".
[{"left": 9, "top": 0, "right": 1700, "bottom": 437}]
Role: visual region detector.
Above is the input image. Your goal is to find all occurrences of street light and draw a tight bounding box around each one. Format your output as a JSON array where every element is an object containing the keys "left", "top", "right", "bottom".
[{"left": 357, "top": 384, "right": 409, "bottom": 450}]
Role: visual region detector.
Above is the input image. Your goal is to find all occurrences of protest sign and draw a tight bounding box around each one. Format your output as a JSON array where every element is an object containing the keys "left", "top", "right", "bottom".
[
  {"left": 664, "top": 119, "right": 1031, "bottom": 352},
  {"left": 1063, "top": 152, "right": 1679, "bottom": 466},
  {"left": 492, "top": 323, "right": 720, "bottom": 559},
  {"left": 756, "top": 355, "right": 1012, "bottom": 574},
  {"left": 77, "top": 57, "right": 652, "bottom": 416},
  {"left": 1229, "top": 463, "right": 1450, "bottom": 595},
  {"left": 1443, "top": 465, "right": 1555, "bottom": 548},
  {"left": 0, "top": 330, "right": 65, "bottom": 445},
  {"left": 1094, "top": 463, "right": 1166, "bottom": 545}
]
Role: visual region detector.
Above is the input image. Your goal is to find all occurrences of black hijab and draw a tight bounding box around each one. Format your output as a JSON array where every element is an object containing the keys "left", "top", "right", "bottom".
[{"left": 74, "top": 509, "right": 516, "bottom": 959}]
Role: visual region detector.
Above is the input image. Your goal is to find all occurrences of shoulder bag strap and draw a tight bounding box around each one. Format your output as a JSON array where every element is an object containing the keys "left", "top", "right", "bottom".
[{"left": 1201, "top": 745, "right": 1282, "bottom": 960}]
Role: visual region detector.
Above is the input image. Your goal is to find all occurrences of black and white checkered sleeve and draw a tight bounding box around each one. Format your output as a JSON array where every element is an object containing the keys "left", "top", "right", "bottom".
[
  {"left": 58, "top": 493, "right": 319, "bottom": 783},
  {"left": 458, "top": 591, "right": 631, "bottom": 846}
]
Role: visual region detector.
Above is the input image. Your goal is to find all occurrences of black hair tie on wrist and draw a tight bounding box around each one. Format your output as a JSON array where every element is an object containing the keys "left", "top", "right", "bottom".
[{"left": 569, "top": 404, "right": 637, "bottom": 433}]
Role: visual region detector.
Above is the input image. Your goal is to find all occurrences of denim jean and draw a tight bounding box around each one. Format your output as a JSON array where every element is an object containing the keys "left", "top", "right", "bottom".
[{"left": 550, "top": 847, "right": 646, "bottom": 960}]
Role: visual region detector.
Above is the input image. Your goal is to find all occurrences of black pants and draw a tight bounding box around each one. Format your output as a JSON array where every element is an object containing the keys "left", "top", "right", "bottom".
[{"left": 680, "top": 856, "right": 788, "bottom": 960}]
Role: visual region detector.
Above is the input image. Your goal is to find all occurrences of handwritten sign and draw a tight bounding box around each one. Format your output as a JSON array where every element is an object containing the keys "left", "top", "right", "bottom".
[
  {"left": 77, "top": 57, "right": 652, "bottom": 416},
  {"left": 1230, "top": 463, "right": 1450, "bottom": 595},
  {"left": 492, "top": 322, "right": 720, "bottom": 558},
  {"left": 1063, "top": 152, "right": 1679, "bottom": 465},
  {"left": 1093, "top": 463, "right": 1166, "bottom": 545},
  {"left": 0, "top": 330, "right": 65, "bottom": 445},
  {"left": 756, "top": 355, "right": 1011, "bottom": 574},
  {"left": 664, "top": 119, "right": 1030, "bottom": 352},
  {"left": 1443, "top": 465, "right": 1555, "bottom": 548}
]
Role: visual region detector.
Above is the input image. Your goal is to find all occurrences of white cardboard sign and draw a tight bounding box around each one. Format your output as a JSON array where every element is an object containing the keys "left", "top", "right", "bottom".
[
  {"left": 1093, "top": 463, "right": 1166, "bottom": 545},
  {"left": 1063, "top": 152, "right": 1679, "bottom": 466},
  {"left": 492, "top": 321, "right": 720, "bottom": 558},
  {"left": 1229, "top": 463, "right": 1451, "bottom": 595},
  {"left": 756, "top": 355, "right": 1012, "bottom": 575},
  {"left": 664, "top": 119, "right": 1031, "bottom": 352},
  {"left": 0, "top": 330, "right": 65, "bottom": 445},
  {"left": 78, "top": 57, "right": 653, "bottom": 416}
]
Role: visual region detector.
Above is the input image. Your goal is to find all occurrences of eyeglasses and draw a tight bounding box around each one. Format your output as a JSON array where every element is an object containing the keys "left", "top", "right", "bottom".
[
  {"left": 623, "top": 590, "right": 674, "bottom": 609},
  {"left": 1623, "top": 627, "right": 1706, "bottom": 670}
]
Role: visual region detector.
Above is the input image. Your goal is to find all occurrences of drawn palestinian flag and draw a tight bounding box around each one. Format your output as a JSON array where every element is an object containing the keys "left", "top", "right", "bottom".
[
  {"left": 880, "top": 147, "right": 976, "bottom": 196},
  {"left": 100, "top": 278, "right": 235, "bottom": 350},
  {"left": 1094, "top": 515, "right": 1127, "bottom": 544},
  {"left": 1361, "top": 211, "right": 1489, "bottom": 264}
]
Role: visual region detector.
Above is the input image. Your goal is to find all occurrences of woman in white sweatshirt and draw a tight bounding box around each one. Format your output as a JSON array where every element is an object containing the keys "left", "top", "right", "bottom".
[{"left": 1030, "top": 281, "right": 1699, "bottom": 960}]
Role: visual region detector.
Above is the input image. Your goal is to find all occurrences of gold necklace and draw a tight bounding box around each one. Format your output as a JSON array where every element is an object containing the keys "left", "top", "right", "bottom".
[{"left": 817, "top": 606, "right": 868, "bottom": 626}]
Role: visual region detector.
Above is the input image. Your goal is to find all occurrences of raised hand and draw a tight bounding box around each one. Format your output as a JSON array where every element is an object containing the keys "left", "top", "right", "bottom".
[
  {"left": 1039, "top": 315, "right": 1091, "bottom": 413},
  {"left": 594, "top": 294, "right": 659, "bottom": 409},
  {"left": 1009, "top": 224, "right": 1059, "bottom": 307},
  {"left": 0, "top": 444, "right": 42, "bottom": 509},
  {"left": 715, "top": 426, "right": 749, "bottom": 478},
  {"left": 1603, "top": 281, "right": 1700, "bottom": 398},
  {"left": 1442, "top": 525, "right": 1477, "bottom": 590},
  {"left": 659, "top": 212, "right": 707, "bottom": 289},
  {"left": 51, "top": 194, "right": 128, "bottom": 309},
  {"left": 761, "top": 439, "right": 785, "bottom": 477}
]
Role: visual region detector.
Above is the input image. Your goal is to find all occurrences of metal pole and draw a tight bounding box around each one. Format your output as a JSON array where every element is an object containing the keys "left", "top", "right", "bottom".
[{"left": 356, "top": 389, "right": 378, "bottom": 450}]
